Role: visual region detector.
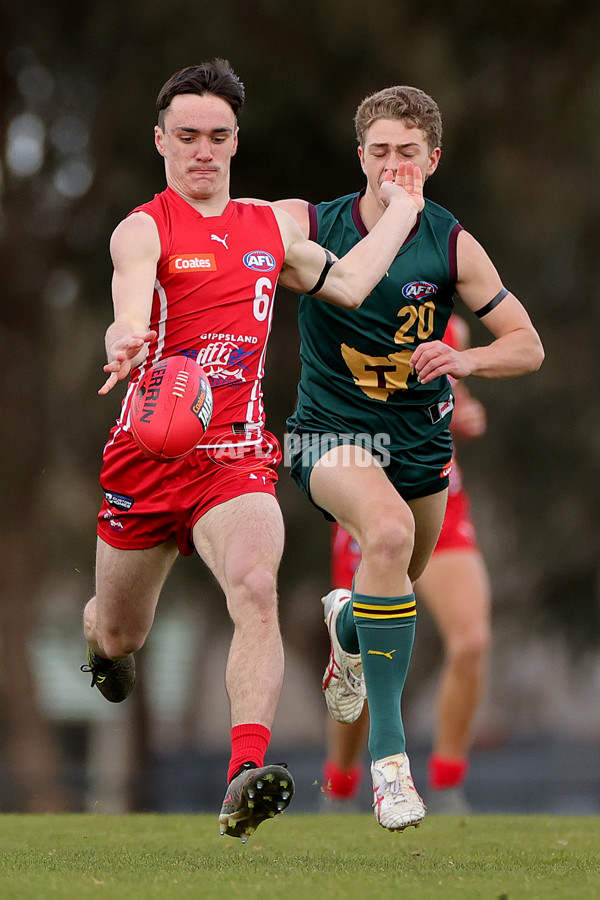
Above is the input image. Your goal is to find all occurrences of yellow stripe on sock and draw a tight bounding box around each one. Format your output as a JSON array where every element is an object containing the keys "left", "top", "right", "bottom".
[
  {"left": 353, "top": 600, "right": 416, "bottom": 620},
  {"left": 353, "top": 609, "right": 416, "bottom": 619},
  {"left": 354, "top": 601, "right": 416, "bottom": 612}
]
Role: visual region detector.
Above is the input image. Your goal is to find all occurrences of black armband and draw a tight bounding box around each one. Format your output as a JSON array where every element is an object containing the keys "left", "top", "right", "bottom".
[
  {"left": 306, "top": 248, "right": 335, "bottom": 295},
  {"left": 474, "top": 287, "right": 509, "bottom": 318}
]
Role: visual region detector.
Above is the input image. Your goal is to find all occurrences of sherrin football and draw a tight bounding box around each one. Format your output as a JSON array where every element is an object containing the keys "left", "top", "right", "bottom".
[{"left": 130, "top": 356, "right": 213, "bottom": 462}]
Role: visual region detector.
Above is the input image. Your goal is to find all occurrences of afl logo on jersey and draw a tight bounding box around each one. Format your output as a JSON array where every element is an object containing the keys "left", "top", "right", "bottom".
[
  {"left": 402, "top": 280, "right": 438, "bottom": 300},
  {"left": 243, "top": 251, "right": 276, "bottom": 272}
]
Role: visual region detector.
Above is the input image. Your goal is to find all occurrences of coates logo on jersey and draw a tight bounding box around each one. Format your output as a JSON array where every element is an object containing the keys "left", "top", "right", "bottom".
[
  {"left": 168, "top": 254, "right": 216, "bottom": 273},
  {"left": 243, "top": 251, "right": 276, "bottom": 272},
  {"left": 402, "top": 280, "right": 438, "bottom": 300}
]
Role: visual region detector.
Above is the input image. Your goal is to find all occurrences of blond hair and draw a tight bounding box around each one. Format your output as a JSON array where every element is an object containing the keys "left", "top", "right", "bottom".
[{"left": 354, "top": 86, "right": 442, "bottom": 152}]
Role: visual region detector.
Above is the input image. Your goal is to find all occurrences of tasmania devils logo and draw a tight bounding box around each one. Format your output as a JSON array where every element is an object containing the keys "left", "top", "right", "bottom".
[{"left": 402, "top": 280, "right": 438, "bottom": 300}]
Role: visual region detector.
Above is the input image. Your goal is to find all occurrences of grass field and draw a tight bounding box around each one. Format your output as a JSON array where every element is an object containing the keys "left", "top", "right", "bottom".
[{"left": 0, "top": 812, "right": 598, "bottom": 899}]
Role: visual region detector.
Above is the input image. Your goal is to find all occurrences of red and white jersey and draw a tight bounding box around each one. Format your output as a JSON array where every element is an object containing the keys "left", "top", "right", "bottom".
[{"left": 113, "top": 187, "right": 285, "bottom": 448}]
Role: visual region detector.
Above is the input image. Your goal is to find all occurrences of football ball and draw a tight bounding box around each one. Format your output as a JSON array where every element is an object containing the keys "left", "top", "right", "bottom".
[{"left": 130, "top": 356, "right": 213, "bottom": 462}]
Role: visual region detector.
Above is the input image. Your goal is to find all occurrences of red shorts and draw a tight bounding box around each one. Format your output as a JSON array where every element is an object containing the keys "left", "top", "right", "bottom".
[
  {"left": 433, "top": 486, "right": 478, "bottom": 554},
  {"left": 97, "top": 429, "right": 281, "bottom": 556},
  {"left": 330, "top": 487, "right": 479, "bottom": 589}
]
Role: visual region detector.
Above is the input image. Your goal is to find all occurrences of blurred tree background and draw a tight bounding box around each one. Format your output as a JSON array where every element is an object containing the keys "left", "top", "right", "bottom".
[{"left": 0, "top": 0, "right": 598, "bottom": 810}]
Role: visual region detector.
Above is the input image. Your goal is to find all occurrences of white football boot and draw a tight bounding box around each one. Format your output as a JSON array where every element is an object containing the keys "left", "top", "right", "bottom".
[
  {"left": 321, "top": 589, "right": 366, "bottom": 723},
  {"left": 371, "top": 752, "right": 426, "bottom": 831}
]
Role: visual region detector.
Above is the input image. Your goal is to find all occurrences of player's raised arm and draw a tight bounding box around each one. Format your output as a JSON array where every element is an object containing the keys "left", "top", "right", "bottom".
[
  {"left": 99, "top": 212, "right": 160, "bottom": 395},
  {"left": 275, "top": 162, "right": 424, "bottom": 307},
  {"left": 411, "top": 230, "right": 544, "bottom": 384}
]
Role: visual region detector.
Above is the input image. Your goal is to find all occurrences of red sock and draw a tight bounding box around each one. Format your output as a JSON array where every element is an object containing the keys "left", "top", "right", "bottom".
[
  {"left": 428, "top": 753, "right": 469, "bottom": 790},
  {"left": 227, "top": 724, "right": 271, "bottom": 783},
  {"left": 322, "top": 759, "right": 363, "bottom": 799}
]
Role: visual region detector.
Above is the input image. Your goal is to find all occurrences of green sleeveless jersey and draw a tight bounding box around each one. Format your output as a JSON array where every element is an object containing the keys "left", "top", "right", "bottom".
[{"left": 289, "top": 192, "right": 462, "bottom": 448}]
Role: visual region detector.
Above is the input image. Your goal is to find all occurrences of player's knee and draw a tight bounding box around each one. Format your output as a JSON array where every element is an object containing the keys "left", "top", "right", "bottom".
[
  {"left": 228, "top": 564, "right": 278, "bottom": 620},
  {"left": 360, "top": 515, "right": 414, "bottom": 568},
  {"left": 100, "top": 627, "right": 147, "bottom": 659},
  {"left": 82, "top": 599, "right": 97, "bottom": 640},
  {"left": 449, "top": 623, "right": 490, "bottom": 669}
]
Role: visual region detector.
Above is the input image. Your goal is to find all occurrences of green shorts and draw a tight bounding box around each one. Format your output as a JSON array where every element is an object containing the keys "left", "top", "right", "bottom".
[{"left": 286, "top": 423, "right": 453, "bottom": 521}]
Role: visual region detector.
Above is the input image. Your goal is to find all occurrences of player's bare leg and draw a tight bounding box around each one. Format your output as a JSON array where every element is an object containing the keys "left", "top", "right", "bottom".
[
  {"left": 321, "top": 492, "right": 448, "bottom": 809},
  {"left": 193, "top": 492, "right": 293, "bottom": 840},
  {"left": 311, "top": 448, "right": 441, "bottom": 831},
  {"left": 417, "top": 548, "right": 491, "bottom": 809},
  {"left": 406, "top": 492, "right": 448, "bottom": 582},
  {"left": 193, "top": 492, "right": 285, "bottom": 728},
  {"left": 82, "top": 538, "right": 178, "bottom": 701},
  {"left": 311, "top": 446, "right": 416, "bottom": 598},
  {"left": 322, "top": 710, "right": 369, "bottom": 804},
  {"left": 329, "top": 706, "right": 370, "bottom": 772}
]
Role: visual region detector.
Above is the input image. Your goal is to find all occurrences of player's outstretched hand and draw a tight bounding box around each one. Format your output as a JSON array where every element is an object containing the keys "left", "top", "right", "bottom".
[
  {"left": 380, "top": 161, "right": 424, "bottom": 213},
  {"left": 411, "top": 340, "right": 474, "bottom": 385},
  {"left": 99, "top": 329, "right": 157, "bottom": 395}
]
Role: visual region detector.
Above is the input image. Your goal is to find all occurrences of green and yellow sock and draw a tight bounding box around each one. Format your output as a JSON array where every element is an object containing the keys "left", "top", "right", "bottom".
[{"left": 352, "top": 591, "right": 416, "bottom": 762}]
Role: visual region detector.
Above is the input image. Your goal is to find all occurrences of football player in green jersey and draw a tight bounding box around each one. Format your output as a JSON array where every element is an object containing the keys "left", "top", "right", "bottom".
[{"left": 275, "top": 85, "right": 544, "bottom": 832}]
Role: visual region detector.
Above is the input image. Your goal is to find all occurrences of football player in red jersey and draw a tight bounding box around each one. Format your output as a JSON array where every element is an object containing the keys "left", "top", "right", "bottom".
[
  {"left": 81, "top": 60, "right": 426, "bottom": 842},
  {"left": 323, "top": 315, "right": 492, "bottom": 813}
]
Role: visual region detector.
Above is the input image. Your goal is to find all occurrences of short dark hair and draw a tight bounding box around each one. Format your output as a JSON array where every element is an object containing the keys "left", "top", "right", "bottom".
[{"left": 156, "top": 59, "right": 245, "bottom": 128}]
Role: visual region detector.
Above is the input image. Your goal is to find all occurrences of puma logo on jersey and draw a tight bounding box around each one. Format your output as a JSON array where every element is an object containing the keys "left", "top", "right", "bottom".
[
  {"left": 367, "top": 649, "right": 397, "bottom": 660},
  {"left": 211, "top": 234, "right": 229, "bottom": 249}
]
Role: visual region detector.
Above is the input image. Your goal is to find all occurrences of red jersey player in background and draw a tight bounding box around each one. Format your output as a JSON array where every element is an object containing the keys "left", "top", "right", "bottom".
[
  {"left": 323, "top": 314, "right": 492, "bottom": 813},
  {"left": 80, "top": 59, "right": 425, "bottom": 842}
]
